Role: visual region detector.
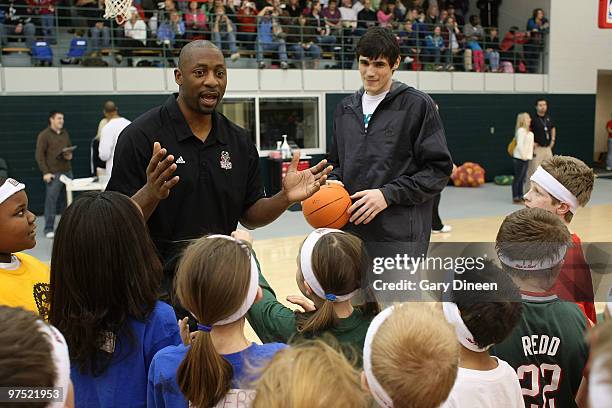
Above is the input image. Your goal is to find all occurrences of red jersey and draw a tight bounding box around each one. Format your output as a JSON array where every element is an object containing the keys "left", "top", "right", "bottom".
[
  {"left": 607, "top": 119, "right": 612, "bottom": 138},
  {"left": 552, "top": 233, "right": 596, "bottom": 323}
]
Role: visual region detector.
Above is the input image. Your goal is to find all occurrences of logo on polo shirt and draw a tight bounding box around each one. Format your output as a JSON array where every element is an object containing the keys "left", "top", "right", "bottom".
[
  {"left": 176, "top": 156, "right": 186, "bottom": 164},
  {"left": 220, "top": 151, "right": 232, "bottom": 170}
]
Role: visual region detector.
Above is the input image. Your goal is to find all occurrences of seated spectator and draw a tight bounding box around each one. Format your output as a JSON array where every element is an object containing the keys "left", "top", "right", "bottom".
[
  {"left": 484, "top": 27, "right": 500, "bottom": 71},
  {"left": 60, "top": 29, "right": 87, "bottom": 64},
  {"left": 464, "top": 15, "right": 484, "bottom": 72},
  {"left": 31, "top": 0, "right": 56, "bottom": 44},
  {"left": 307, "top": 1, "right": 336, "bottom": 50},
  {"left": 237, "top": 0, "right": 258, "bottom": 50},
  {"left": 286, "top": 0, "right": 303, "bottom": 18},
  {"left": 286, "top": 14, "right": 321, "bottom": 68},
  {"left": 0, "top": 0, "right": 36, "bottom": 47},
  {"left": 463, "top": 14, "right": 484, "bottom": 42},
  {"left": 184, "top": 0, "right": 208, "bottom": 40},
  {"left": 410, "top": 6, "right": 428, "bottom": 42},
  {"left": 424, "top": 3, "right": 439, "bottom": 26},
  {"left": 377, "top": 0, "right": 398, "bottom": 29},
  {"left": 525, "top": 7, "right": 549, "bottom": 73},
  {"left": 424, "top": 24, "right": 444, "bottom": 70},
  {"left": 211, "top": 0, "right": 240, "bottom": 61},
  {"left": 157, "top": 10, "right": 185, "bottom": 49},
  {"left": 256, "top": 4, "right": 288, "bottom": 69},
  {"left": 442, "top": 16, "right": 464, "bottom": 71},
  {"left": 338, "top": 0, "right": 357, "bottom": 69},
  {"left": 439, "top": 8, "right": 448, "bottom": 23},
  {"left": 398, "top": 16, "right": 418, "bottom": 68},
  {"left": 322, "top": 0, "right": 341, "bottom": 36},
  {"left": 356, "top": 0, "right": 377, "bottom": 36},
  {"left": 500, "top": 26, "right": 528, "bottom": 69},
  {"left": 446, "top": 3, "right": 463, "bottom": 25},
  {"left": 118, "top": 7, "right": 147, "bottom": 66}
]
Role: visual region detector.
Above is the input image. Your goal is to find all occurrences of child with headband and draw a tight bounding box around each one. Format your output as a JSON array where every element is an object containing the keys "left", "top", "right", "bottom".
[
  {"left": 441, "top": 261, "right": 524, "bottom": 408},
  {"left": 0, "top": 305, "right": 73, "bottom": 408},
  {"left": 252, "top": 338, "right": 368, "bottom": 408},
  {"left": 247, "top": 228, "right": 379, "bottom": 364},
  {"left": 524, "top": 155, "right": 596, "bottom": 322},
  {"left": 493, "top": 207, "right": 589, "bottom": 408},
  {"left": 147, "top": 232, "right": 286, "bottom": 408},
  {"left": 361, "top": 302, "right": 459, "bottom": 408},
  {"left": 48, "top": 191, "right": 182, "bottom": 408},
  {"left": 0, "top": 177, "right": 50, "bottom": 315}
]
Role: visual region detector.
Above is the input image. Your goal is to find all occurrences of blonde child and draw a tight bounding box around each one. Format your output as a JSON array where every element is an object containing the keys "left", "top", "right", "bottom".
[
  {"left": 0, "top": 305, "right": 74, "bottom": 408},
  {"left": 493, "top": 207, "right": 589, "bottom": 408},
  {"left": 362, "top": 302, "right": 459, "bottom": 407},
  {"left": 252, "top": 339, "right": 367, "bottom": 407},
  {"left": 0, "top": 177, "right": 49, "bottom": 315},
  {"left": 523, "top": 155, "right": 596, "bottom": 322},
  {"left": 247, "top": 228, "right": 379, "bottom": 364},
  {"left": 147, "top": 232, "right": 286, "bottom": 408}
]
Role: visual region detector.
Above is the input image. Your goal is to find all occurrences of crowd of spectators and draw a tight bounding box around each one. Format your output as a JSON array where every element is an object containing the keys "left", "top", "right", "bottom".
[{"left": 0, "top": 0, "right": 549, "bottom": 72}]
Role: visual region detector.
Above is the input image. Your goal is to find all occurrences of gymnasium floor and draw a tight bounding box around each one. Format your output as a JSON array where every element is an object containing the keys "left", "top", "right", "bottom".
[{"left": 27, "top": 178, "right": 612, "bottom": 339}]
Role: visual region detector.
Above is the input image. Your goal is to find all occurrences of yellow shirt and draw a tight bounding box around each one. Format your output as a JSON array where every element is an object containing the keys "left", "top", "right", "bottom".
[{"left": 0, "top": 252, "right": 50, "bottom": 316}]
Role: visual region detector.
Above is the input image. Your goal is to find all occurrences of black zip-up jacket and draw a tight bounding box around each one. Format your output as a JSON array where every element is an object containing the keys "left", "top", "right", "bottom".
[{"left": 328, "top": 81, "right": 453, "bottom": 242}]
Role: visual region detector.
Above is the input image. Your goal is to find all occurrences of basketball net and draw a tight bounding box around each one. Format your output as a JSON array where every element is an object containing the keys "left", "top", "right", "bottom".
[{"left": 103, "top": 0, "right": 133, "bottom": 25}]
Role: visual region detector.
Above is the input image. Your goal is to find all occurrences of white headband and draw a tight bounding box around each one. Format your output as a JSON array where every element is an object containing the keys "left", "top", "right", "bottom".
[
  {"left": 363, "top": 306, "right": 395, "bottom": 407},
  {"left": 498, "top": 246, "right": 567, "bottom": 271},
  {"left": 0, "top": 178, "right": 25, "bottom": 205},
  {"left": 442, "top": 302, "right": 492, "bottom": 352},
  {"left": 204, "top": 235, "right": 259, "bottom": 327},
  {"left": 37, "top": 322, "right": 70, "bottom": 408},
  {"left": 530, "top": 166, "right": 579, "bottom": 213},
  {"left": 300, "top": 228, "right": 360, "bottom": 302}
]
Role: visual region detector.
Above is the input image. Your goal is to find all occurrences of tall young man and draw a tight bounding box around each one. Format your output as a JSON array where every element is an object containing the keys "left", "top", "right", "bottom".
[{"left": 328, "top": 26, "right": 453, "bottom": 244}]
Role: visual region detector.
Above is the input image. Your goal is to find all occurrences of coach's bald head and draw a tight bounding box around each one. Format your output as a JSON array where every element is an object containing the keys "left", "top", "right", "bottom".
[
  {"left": 175, "top": 40, "right": 227, "bottom": 116},
  {"left": 103, "top": 100, "right": 117, "bottom": 114}
]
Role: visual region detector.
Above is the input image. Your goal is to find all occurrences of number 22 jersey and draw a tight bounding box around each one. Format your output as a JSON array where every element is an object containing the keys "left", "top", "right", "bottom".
[{"left": 491, "top": 291, "right": 589, "bottom": 408}]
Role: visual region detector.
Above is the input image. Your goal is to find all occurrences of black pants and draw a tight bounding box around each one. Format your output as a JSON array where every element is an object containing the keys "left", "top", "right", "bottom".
[
  {"left": 431, "top": 193, "right": 443, "bottom": 231},
  {"left": 512, "top": 158, "right": 529, "bottom": 200}
]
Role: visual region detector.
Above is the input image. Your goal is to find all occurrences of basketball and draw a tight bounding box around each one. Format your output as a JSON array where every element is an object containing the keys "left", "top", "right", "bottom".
[{"left": 302, "top": 183, "right": 351, "bottom": 229}]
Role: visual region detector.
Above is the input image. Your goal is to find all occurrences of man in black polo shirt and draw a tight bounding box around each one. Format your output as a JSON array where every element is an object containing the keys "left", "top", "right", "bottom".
[
  {"left": 107, "top": 40, "right": 331, "bottom": 291},
  {"left": 526, "top": 97, "right": 556, "bottom": 192}
]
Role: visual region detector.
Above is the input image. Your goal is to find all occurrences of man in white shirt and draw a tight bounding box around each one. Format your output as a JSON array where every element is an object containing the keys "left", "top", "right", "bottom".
[{"left": 99, "top": 101, "right": 131, "bottom": 178}]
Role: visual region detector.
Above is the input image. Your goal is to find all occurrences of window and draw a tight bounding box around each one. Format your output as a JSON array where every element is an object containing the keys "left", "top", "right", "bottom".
[
  {"left": 258, "top": 97, "right": 320, "bottom": 151},
  {"left": 218, "top": 98, "right": 256, "bottom": 144}
]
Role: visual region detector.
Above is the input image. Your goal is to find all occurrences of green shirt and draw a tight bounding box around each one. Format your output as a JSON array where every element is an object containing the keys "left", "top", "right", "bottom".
[
  {"left": 247, "top": 269, "right": 374, "bottom": 366},
  {"left": 491, "top": 292, "right": 589, "bottom": 408}
]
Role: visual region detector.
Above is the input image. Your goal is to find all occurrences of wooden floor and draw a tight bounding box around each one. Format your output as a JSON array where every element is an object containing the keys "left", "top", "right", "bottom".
[{"left": 245, "top": 204, "right": 612, "bottom": 341}]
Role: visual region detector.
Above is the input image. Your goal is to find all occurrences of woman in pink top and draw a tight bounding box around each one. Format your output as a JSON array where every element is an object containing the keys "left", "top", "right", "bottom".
[
  {"left": 377, "top": 0, "right": 396, "bottom": 28},
  {"left": 184, "top": 0, "right": 208, "bottom": 39}
]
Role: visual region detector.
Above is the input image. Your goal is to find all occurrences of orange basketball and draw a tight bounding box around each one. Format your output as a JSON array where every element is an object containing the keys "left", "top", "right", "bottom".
[{"left": 302, "top": 183, "right": 351, "bottom": 229}]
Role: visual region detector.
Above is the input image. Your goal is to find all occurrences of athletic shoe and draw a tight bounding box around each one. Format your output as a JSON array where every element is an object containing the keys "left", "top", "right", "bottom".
[
  {"left": 403, "top": 56, "right": 414, "bottom": 64},
  {"left": 45, "top": 231, "right": 55, "bottom": 239},
  {"left": 280, "top": 61, "right": 289, "bottom": 70},
  {"left": 230, "top": 52, "right": 240, "bottom": 62},
  {"left": 432, "top": 225, "right": 452, "bottom": 234},
  {"left": 258, "top": 61, "right": 266, "bottom": 69}
]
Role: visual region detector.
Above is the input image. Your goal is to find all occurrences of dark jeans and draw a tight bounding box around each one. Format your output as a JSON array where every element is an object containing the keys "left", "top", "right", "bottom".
[
  {"left": 44, "top": 171, "right": 72, "bottom": 233},
  {"left": 512, "top": 158, "right": 529, "bottom": 200}
]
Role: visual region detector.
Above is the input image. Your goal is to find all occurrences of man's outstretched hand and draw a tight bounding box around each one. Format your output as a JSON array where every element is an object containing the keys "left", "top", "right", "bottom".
[
  {"left": 144, "top": 142, "right": 180, "bottom": 200},
  {"left": 282, "top": 150, "right": 333, "bottom": 203}
]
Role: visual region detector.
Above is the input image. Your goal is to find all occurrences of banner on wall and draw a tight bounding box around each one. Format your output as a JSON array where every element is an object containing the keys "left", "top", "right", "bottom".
[{"left": 599, "top": 0, "right": 612, "bottom": 28}]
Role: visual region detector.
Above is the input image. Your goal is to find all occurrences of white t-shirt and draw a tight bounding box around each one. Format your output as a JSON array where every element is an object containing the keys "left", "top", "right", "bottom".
[
  {"left": 99, "top": 117, "right": 131, "bottom": 178},
  {"left": 362, "top": 90, "right": 388, "bottom": 130},
  {"left": 513, "top": 127, "right": 534, "bottom": 161},
  {"left": 339, "top": 6, "right": 357, "bottom": 27},
  {"left": 442, "top": 358, "right": 524, "bottom": 408}
]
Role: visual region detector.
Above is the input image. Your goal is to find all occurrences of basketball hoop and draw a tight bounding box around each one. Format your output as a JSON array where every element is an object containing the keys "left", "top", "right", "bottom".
[{"left": 103, "top": 0, "right": 133, "bottom": 25}]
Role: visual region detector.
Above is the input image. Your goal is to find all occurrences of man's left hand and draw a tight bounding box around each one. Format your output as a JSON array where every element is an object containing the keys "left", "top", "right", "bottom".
[
  {"left": 282, "top": 150, "right": 333, "bottom": 204},
  {"left": 348, "top": 189, "right": 388, "bottom": 225},
  {"left": 63, "top": 151, "right": 73, "bottom": 161}
]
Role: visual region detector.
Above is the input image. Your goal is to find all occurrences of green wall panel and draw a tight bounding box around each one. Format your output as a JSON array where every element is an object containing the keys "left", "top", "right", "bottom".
[{"left": 0, "top": 93, "right": 595, "bottom": 214}]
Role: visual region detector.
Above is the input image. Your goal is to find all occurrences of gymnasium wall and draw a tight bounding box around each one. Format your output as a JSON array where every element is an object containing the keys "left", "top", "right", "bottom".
[{"left": 0, "top": 92, "right": 594, "bottom": 214}]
